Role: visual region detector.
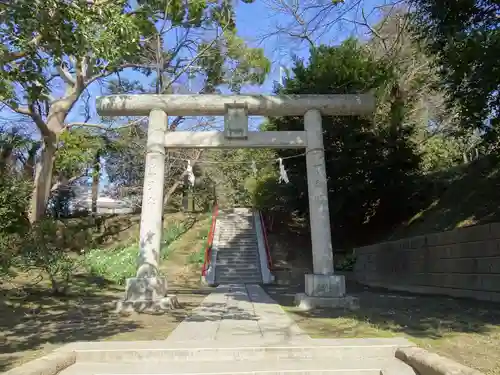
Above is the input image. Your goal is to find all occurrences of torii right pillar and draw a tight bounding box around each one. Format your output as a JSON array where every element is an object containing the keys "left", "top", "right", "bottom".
[{"left": 295, "top": 109, "right": 359, "bottom": 311}]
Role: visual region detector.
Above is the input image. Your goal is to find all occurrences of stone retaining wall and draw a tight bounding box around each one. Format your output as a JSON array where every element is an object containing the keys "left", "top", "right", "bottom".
[{"left": 354, "top": 223, "right": 500, "bottom": 302}]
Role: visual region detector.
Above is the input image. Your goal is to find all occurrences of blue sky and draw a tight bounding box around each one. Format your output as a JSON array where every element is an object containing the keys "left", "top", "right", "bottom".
[
  {"left": 1, "top": 0, "right": 387, "bottom": 191},
  {"left": 2, "top": 0, "right": 386, "bottom": 129},
  {"left": 62, "top": 0, "right": 386, "bottom": 129}
]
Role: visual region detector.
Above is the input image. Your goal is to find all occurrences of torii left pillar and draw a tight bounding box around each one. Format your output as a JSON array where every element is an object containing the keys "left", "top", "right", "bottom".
[{"left": 115, "top": 109, "right": 179, "bottom": 312}]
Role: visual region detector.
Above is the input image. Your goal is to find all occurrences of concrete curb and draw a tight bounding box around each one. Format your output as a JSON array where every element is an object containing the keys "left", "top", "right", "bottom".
[
  {"left": 1, "top": 351, "right": 76, "bottom": 375},
  {"left": 395, "top": 347, "right": 484, "bottom": 375}
]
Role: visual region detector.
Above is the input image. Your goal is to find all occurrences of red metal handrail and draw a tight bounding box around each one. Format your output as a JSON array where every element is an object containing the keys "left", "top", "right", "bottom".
[
  {"left": 259, "top": 211, "right": 273, "bottom": 270},
  {"left": 202, "top": 203, "right": 219, "bottom": 276}
]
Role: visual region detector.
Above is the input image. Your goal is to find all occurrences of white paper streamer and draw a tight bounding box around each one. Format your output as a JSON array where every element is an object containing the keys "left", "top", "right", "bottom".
[
  {"left": 186, "top": 160, "right": 195, "bottom": 186},
  {"left": 278, "top": 158, "right": 289, "bottom": 184},
  {"left": 251, "top": 160, "right": 258, "bottom": 175}
]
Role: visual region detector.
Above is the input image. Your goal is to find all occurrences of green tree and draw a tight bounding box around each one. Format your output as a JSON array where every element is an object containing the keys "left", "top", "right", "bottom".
[
  {"left": 267, "top": 40, "right": 421, "bottom": 247},
  {"left": 411, "top": 0, "right": 500, "bottom": 136},
  {"left": 0, "top": 0, "right": 269, "bottom": 223}
]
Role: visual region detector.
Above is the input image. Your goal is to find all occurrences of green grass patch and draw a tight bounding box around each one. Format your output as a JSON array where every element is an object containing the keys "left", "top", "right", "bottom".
[
  {"left": 84, "top": 223, "right": 188, "bottom": 285},
  {"left": 84, "top": 244, "right": 138, "bottom": 285},
  {"left": 186, "top": 213, "right": 212, "bottom": 265},
  {"left": 160, "top": 222, "right": 186, "bottom": 260}
]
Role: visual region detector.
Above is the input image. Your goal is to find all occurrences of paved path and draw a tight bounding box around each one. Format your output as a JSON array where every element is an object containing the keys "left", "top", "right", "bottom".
[{"left": 166, "top": 284, "right": 310, "bottom": 343}]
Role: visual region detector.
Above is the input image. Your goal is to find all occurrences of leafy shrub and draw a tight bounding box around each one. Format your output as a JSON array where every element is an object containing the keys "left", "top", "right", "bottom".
[
  {"left": 0, "top": 173, "right": 30, "bottom": 234},
  {"left": 335, "top": 254, "right": 357, "bottom": 272},
  {"left": 19, "top": 219, "right": 80, "bottom": 294},
  {"left": 0, "top": 232, "right": 23, "bottom": 279}
]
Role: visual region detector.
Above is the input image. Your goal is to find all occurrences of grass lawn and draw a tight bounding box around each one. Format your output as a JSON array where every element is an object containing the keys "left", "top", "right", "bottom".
[
  {"left": 0, "top": 212, "right": 212, "bottom": 372},
  {"left": 265, "top": 281, "right": 500, "bottom": 375}
]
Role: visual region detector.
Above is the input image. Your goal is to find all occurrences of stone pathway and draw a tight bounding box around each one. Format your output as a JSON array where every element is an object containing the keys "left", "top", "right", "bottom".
[
  {"left": 35, "top": 284, "right": 418, "bottom": 375},
  {"left": 165, "top": 284, "right": 310, "bottom": 343}
]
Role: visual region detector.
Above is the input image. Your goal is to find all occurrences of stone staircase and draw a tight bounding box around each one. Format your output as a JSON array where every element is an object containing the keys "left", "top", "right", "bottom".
[{"left": 214, "top": 208, "right": 263, "bottom": 284}]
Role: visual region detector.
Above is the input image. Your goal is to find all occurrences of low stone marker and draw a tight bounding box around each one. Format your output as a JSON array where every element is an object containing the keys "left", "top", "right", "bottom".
[
  {"left": 396, "top": 347, "right": 484, "bottom": 375},
  {"left": 2, "top": 351, "right": 76, "bottom": 375}
]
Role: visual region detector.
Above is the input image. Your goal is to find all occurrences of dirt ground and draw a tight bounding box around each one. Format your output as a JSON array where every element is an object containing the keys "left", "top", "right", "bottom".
[
  {"left": 265, "top": 281, "right": 500, "bottom": 375},
  {"left": 0, "top": 272, "right": 209, "bottom": 372},
  {"left": 0, "top": 213, "right": 211, "bottom": 373}
]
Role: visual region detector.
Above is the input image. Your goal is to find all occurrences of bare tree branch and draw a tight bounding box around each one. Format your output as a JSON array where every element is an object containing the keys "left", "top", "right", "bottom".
[
  {"left": 56, "top": 65, "right": 76, "bottom": 86},
  {"left": 1, "top": 101, "right": 52, "bottom": 137}
]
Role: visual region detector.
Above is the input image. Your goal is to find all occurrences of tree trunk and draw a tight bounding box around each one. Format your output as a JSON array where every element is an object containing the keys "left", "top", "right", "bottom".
[
  {"left": 91, "top": 150, "right": 101, "bottom": 216},
  {"left": 28, "top": 92, "right": 79, "bottom": 223},
  {"left": 29, "top": 139, "right": 57, "bottom": 223},
  {"left": 24, "top": 142, "right": 41, "bottom": 181},
  {"left": 163, "top": 178, "right": 185, "bottom": 207}
]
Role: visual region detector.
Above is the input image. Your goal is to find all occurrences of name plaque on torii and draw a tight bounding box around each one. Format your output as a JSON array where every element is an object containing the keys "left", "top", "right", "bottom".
[{"left": 224, "top": 103, "right": 248, "bottom": 140}]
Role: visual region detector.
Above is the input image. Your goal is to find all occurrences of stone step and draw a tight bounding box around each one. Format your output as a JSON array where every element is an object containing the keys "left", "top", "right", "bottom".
[
  {"left": 216, "top": 255, "right": 259, "bottom": 260},
  {"left": 58, "top": 358, "right": 395, "bottom": 375},
  {"left": 217, "top": 253, "right": 258, "bottom": 256},
  {"left": 216, "top": 268, "right": 261, "bottom": 275},
  {"left": 216, "top": 265, "right": 260, "bottom": 271},
  {"left": 217, "top": 241, "right": 257, "bottom": 245},
  {"left": 216, "top": 263, "right": 259, "bottom": 269},
  {"left": 216, "top": 270, "right": 261, "bottom": 274},
  {"left": 217, "top": 235, "right": 256, "bottom": 238},
  {"left": 216, "top": 260, "right": 259, "bottom": 266},
  {"left": 217, "top": 220, "right": 253, "bottom": 224},
  {"left": 217, "top": 229, "right": 254, "bottom": 232},
  {"left": 216, "top": 247, "right": 258, "bottom": 251},
  {"left": 216, "top": 253, "right": 258, "bottom": 257},
  {"left": 216, "top": 258, "right": 259, "bottom": 263},
  {"left": 217, "top": 227, "right": 255, "bottom": 231},
  {"left": 216, "top": 279, "right": 263, "bottom": 284},
  {"left": 216, "top": 244, "right": 258, "bottom": 248},
  {"left": 216, "top": 273, "right": 262, "bottom": 280},
  {"left": 217, "top": 222, "right": 253, "bottom": 224},
  {"left": 63, "top": 339, "right": 415, "bottom": 364},
  {"left": 216, "top": 266, "right": 260, "bottom": 270},
  {"left": 217, "top": 252, "right": 258, "bottom": 256},
  {"left": 216, "top": 249, "right": 258, "bottom": 253},
  {"left": 217, "top": 235, "right": 255, "bottom": 238},
  {"left": 215, "top": 278, "right": 262, "bottom": 284},
  {"left": 218, "top": 232, "right": 254, "bottom": 234},
  {"left": 217, "top": 234, "right": 257, "bottom": 241},
  {"left": 216, "top": 269, "right": 260, "bottom": 273},
  {"left": 217, "top": 243, "right": 258, "bottom": 247},
  {"left": 217, "top": 227, "right": 254, "bottom": 230},
  {"left": 217, "top": 241, "right": 257, "bottom": 244},
  {"left": 217, "top": 223, "right": 253, "bottom": 226},
  {"left": 216, "top": 250, "right": 258, "bottom": 254},
  {"left": 217, "top": 254, "right": 259, "bottom": 259}
]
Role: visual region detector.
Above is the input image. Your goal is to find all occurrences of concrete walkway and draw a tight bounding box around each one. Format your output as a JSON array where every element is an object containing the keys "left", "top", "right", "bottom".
[{"left": 166, "top": 284, "right": 310, "bottom": 343}]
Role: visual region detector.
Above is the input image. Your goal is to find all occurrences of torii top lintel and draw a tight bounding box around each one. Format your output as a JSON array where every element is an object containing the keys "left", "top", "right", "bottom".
[{"left": 96, "top": 94, "right": 375, "bottom": 117}]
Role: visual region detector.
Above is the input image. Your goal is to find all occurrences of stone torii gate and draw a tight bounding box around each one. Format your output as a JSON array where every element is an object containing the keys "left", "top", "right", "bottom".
[{"left": 96, "top": 94, "right": 374, "bottom": 311}]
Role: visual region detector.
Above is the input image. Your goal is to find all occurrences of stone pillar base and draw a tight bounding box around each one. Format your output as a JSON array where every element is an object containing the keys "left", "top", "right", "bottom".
[
  {"left": 295, "top": 273, "right": 359, "bottom": 311},
  {"left": 114, "top": 276, "right": 180, "bottom": 313}
]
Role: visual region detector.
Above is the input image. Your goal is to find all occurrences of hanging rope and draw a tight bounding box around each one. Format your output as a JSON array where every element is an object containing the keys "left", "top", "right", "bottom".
[
  {"left": 165, "top": 148, "right": 324, "bottom": 165},
  {"left": 186, "top": 160, "right": 195, "bottom": 186},
  {"left": 163, "top": 148, "right": 325, "bottom": 186},
  {"left": 251, "top": 160, "right": 258, "bottom": 176},
  {"left": 278, "top": 158, "right": 289, "bottom": 184}
]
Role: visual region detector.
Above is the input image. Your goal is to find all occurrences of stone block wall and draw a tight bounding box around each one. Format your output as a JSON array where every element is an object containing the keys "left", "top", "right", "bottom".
[{"left": 354, "top": 223, "right": 500, "bottom": 302}]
